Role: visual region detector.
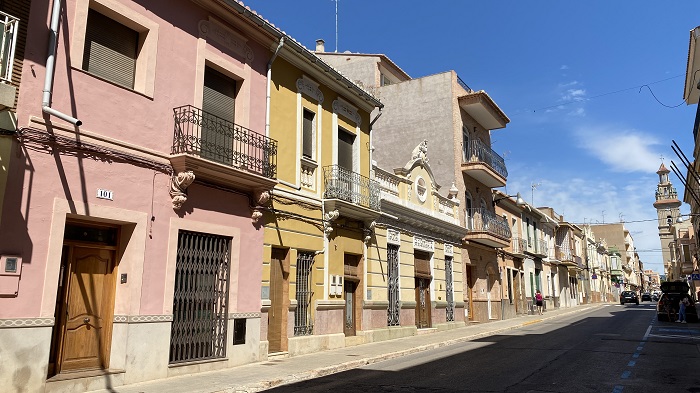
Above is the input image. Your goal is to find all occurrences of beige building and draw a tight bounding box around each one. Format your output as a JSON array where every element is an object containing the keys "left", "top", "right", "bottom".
[
  {"left": 369, "top": 140, "right": 467, "bottom": 336},
  {"left": 315, "top": 49, "right": 512, "bottom": 323}
]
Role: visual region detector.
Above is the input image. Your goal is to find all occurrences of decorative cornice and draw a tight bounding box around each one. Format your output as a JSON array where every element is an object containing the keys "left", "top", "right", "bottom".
[
  {"left": 0, "top": 318, "right": 54, "bottom": 328},
  {"left": 332, "top": 99, "right": 362, "bottom": 126},
  {"left": 296, "top": 77, "right": 324, "bottom": 103},
  {"left": 199, "top": 20, "right": 254, "bottom": 63}
]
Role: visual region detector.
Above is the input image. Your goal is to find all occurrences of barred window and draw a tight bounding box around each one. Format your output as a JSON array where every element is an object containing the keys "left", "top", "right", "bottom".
[{"left": 294, "top": 251, "right": 315, "bottom": 335}]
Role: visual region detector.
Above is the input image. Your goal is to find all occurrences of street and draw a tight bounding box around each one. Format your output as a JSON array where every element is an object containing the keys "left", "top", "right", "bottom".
[{"left": 267, "top": 304, "right": 700, "bottom": 393}]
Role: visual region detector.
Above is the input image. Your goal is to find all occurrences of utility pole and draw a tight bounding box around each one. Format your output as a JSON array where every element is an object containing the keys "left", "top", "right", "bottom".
[{"left": 531, "top": 182, "right": 540, "bottom": 206}]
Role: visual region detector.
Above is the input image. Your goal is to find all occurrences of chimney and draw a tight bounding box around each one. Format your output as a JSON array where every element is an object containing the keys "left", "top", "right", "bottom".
[{"left": 315, "top": 39, "right": 325, "bottom": 52}]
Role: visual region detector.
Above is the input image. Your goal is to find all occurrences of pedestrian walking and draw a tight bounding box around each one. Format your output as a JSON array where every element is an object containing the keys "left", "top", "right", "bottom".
[
  {"left": 535, "top": 290, "right": 543, "bottom": 315},
  {"left": 677, "top": 296, "right": 689, "bottom": 323}
]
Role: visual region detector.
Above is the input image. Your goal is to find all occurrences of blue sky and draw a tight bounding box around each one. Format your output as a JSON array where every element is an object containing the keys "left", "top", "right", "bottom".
[{"left": 245, "top": 0, "right": 700, "bottom": 273}]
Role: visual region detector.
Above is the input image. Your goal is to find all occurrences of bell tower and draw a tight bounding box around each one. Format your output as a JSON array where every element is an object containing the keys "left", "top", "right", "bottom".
[{"left": 653, "top": 162, "right": 681, "bottom": 280}]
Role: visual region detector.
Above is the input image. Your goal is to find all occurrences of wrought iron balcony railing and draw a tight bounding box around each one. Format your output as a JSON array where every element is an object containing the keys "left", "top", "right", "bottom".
[
  {"left": 466, "top": 208, "right": 511, "bottom": 239},
  {"left": 457, "top": 75, "right": 473, "bottom": 93},
  {"left": 0, "top": 11, "right": 18, "bottom": 82},
  {"left": 512, "top": 237, "right": 527, "bottom": 254},
  {"left": 465, "top": 139, "right": 508, "bottom": 179},
  {"left": 172, "top": 105, "right": 277, "bottom": 178},
  {"left": 555, "top": 245, "right": 573, "bottom": 262},
  {"left": 537, "top": 239, "right": 548, "bottom": 255},
  {"left": 323, "top": 165, "right": 380, "bottom": 210}
]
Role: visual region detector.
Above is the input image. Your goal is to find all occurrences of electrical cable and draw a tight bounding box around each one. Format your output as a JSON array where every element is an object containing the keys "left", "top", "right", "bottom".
[{"left": 532, "top": 74, "right": 684, "bottom": 112}]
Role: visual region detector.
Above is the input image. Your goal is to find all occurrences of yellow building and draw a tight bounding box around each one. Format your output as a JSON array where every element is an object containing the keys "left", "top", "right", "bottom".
[
  {"left": 261, "top": 36, "right": 382, "bottom": 356},
  {"left": 368, "top": 140, "right": 466, "bottom": 338}
]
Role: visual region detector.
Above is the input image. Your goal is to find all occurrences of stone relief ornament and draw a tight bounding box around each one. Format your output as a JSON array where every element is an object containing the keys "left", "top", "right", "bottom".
[
  {"left": 199, "top": 20, "right": 254, "bottom": 63},
  {"left": 296, "top": 78, "right": 324, "bottom": 103},
  {"left": 324, "top": 209, "right": 340, "bottom": 236},
  {"left": 332, "top": 99, "right": 362, "bottom": 126},
  {"left": 411, "top": 139, "right": 429, "bottom": 163},
  {"left": 169, "top": 171, "right": 195, "bottom": 210}
]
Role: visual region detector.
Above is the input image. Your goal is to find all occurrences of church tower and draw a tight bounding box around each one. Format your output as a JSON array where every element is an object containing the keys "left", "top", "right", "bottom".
[{"left": 653, "top": 162, "right": 681, "bottom": 280}]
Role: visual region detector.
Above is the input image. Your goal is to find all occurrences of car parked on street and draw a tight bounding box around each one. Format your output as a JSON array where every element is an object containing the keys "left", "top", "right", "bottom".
[
  {"left": 657, "top": 281, "right": 697, "bottom": 322},
  {"left": 620, "top": 291, "right": 639, "bottom": 305},
  {"left": 641, "top": 292, "right": 652, "bottom": 302}
]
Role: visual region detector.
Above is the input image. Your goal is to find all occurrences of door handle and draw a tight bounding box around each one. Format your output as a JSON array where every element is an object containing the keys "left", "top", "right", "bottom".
[{"left": 84, "top": 317, "right": 90, "bottom": 324}]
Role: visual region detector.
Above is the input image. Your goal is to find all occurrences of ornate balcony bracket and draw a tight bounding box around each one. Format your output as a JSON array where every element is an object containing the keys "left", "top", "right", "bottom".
[
  {"left": 364, "top": 221, "right": 376, "bottom": 244},
  {"left": 324, "top": 209, "right": 340, "bottom": 237},
  {"left": 251, "top": 189, "right": 271, "bottom": 225},
  {"left": 170, "top": 171, "right": 195, "bottom": 210}
]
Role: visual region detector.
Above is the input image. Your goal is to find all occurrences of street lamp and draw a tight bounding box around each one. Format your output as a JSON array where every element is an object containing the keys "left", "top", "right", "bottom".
[{"left": 493, "top": 192, "right": 526, "bottom": 207}]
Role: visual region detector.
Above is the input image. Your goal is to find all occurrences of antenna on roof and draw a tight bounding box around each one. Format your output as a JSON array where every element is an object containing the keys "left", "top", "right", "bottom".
[{"left": 334, "top": 0, "right": 339, "bottom": 52}]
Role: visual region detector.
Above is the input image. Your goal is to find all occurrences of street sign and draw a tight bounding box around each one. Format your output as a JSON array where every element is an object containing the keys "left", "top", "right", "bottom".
[{"left": 691, "top": 273, "right": 700, "bottom": 280}]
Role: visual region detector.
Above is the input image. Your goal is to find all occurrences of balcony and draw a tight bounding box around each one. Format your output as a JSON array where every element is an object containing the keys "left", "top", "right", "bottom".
[
  {"left": 323, "top": 165, "right": 381, "bottom": 221},
  {"left": 511, "top": 237, "right": 527, "bottom": 258},
  {"left": 0, "top": 11, "right": 19, "bottom": 110},
  {"left": 555, "top": 245, "right": 575, "bottom": 266},
  {"left": 464, "top": 208, "right": 511, "bottom": 248},
  {"left": 535, "top": 239, "right": 548, "bottom": 257},
  {"left": 457, "top": 90, "right": 509, "bottom": 130},
  {"left": 461, "top": 139, "right": 507, "bottom": 188},
  {"left": 170, "top": 105, "right": 277, "bottom": 192}
]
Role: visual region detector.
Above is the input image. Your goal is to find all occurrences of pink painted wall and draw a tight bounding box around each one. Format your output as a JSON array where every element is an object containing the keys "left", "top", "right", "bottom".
[{"left": 0, "top": 0, "right": 270, "bottom": 318}]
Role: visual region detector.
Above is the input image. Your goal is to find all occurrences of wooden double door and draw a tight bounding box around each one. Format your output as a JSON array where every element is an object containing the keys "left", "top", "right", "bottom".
[{"left": 50, "top": 225, "right": 118, "bottom": 376}]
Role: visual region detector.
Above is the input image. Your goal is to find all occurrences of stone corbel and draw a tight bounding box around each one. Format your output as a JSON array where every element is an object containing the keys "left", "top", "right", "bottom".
[
  {"left": 324, "top": 209, "right": 340, "bottom": 236},
  {"left": 251, "top": 189, "right": 272, "bottom": 224},
  {"left": 364, "top": 221, "right": 376, "bottom": 244},
  {"left": 169, "top": 171, "right": 195, "bottom": 210}
]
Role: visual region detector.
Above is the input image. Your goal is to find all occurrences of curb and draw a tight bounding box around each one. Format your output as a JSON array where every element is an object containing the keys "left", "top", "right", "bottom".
[{"left": 223, "top": 306, "right": 597, "bottom": 393}]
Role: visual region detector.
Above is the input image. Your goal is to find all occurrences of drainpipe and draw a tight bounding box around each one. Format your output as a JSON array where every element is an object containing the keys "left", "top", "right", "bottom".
[
  {"left": 43, "top": 0, "right": 82, "bottom": 126},
  {"left": 265, "top": 37, "right": 284, "bottom": 137}
]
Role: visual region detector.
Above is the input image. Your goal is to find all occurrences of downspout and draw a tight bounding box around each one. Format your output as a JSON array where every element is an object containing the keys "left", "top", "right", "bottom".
[
  {"left": 43, "top": 0, "right": 82, "bottom": 126},
  {"left": 265, "top": 37, "right": 284, "bottom": 137}
]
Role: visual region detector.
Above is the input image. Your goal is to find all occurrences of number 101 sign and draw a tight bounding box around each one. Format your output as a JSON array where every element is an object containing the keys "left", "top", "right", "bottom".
[{"left": 96, "top": 189, "right": 114, "bottom": 200}]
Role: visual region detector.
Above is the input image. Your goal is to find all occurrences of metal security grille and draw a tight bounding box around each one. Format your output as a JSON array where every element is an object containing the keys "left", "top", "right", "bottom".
[
  {"left": 387, "top": 244, "right": 400, "bottom": 326},
  {"left": 445, "top": 256, "right": 454, "bottom": 322},
  {"left": 294, "top": 252, "right": 314, "bottom": 336},
  {"left": 169, "top": 231, "right": 231, "bottom": 364}
]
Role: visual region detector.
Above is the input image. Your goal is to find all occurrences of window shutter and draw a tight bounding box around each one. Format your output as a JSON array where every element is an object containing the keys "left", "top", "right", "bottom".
[
  {"left": 203, "top": 67, "right": 236, "bottom": 123},
  {"left": 83, "top": 9, "right": 138, "bottom": 89},
  {"left": 338, "top": 128, "right": 354, "bottom": 171},
  {"left": 302, "top": 110, "right": 314, "bottom": 158}
]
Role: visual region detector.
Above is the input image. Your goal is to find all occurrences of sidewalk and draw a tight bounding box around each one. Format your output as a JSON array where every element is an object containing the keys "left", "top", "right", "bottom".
[{"left": 89, "top": 304, "right": 601, "bottom": 393}]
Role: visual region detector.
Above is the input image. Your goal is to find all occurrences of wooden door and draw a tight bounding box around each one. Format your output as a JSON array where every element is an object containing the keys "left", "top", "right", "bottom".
[
  {"left": 56, "top": 246, "right": 116, "bottom": 373},
  {"left": 343, "top": 280, "right": 356, "bottom": 336},
  {"left": 415, "top": 277, "right": 431, "bottom": 328},
  {"left": 268, "top": 248, "right": 287, "bottom": 353}
]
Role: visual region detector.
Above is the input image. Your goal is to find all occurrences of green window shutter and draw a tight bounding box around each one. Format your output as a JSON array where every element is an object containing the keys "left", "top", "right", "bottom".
[{"left": 83, "top": 9, "right": 138, "bottom": 89}]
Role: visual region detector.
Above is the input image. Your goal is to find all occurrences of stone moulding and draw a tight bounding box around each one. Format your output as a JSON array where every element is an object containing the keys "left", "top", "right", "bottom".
[{"left": 0, "top": 318, "right": 54, "bottom": 328}]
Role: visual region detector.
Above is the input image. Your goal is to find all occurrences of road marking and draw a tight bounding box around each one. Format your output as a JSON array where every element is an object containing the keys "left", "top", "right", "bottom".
[
  {"left": 627, "top": 360, "right": 636, "bottom": 367},
  {"left": 643, "top": 324, "right": 653, "bottom": 341},
  {"left": 621, "top": 371, "right": 631, "bottom": 379},
  {"left": 612, "top": 385, "right": 624, "bottom": 393},
  {"left": 636, "top": 346, "right": 643, "bottom": 351}
]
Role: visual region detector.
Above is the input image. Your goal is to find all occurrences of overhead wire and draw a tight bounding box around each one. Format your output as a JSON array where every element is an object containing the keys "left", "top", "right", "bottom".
[{"left": 531, "top": 74, "right": 684, "bottom": 112}]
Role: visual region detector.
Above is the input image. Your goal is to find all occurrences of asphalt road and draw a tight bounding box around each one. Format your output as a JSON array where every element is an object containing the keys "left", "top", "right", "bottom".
[{"left": 267, "top": 303, "right": 700, "bottom": 393}]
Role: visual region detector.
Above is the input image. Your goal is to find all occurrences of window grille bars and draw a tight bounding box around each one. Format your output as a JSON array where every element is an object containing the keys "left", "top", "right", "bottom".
[
  {"left": 294, "top": 252, "right": 315, "bottom": 336},
  {"left": 445, "top": 256, "right": 454, "bottom": 322},
  {"left": 0, "top": 11, "right": 18, "bottom": 82},
  {"left": 387, "top": 244, "right": 400, "bottom": 326},
  {"left": 169, "top": 231, "right": 231, "bottom": 364},
  {"left": 465, "top": 139, "right": 508, "bottom": 179},
  {"left": 323, "top": 165, "right": 381, "bottom": 210}
]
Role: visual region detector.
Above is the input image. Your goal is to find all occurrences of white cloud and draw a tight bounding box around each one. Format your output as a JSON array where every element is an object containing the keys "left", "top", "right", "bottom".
[
  {"left": 560, "top": 65, "right": 569, "bottom": 70},
  {"left": 574, "top": 125, "right": 663, "bottom": 173},
  {"left": 562, "top": 88, "right": 586, "bottom": 102}
]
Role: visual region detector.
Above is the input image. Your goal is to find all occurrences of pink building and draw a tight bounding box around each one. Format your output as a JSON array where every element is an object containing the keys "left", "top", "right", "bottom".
[{"left": 0, "top": 0, "right": 279, "bottom": 390}]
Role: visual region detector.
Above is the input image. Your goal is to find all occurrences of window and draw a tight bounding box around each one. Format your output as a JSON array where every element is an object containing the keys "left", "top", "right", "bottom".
[
  {"left": 507, "top": 269, "right": 514, "bottom": 304},
  {"left": 338, "top": 127, "right": 355, "bottom": 171},
  {"left": 303, "top": 109, "right": 315, "bottom": 159},
  {"left": 387, "top": 244, "right": 400, "bottom": 326},
  {"left": 83, "top": 9, "right": 138, "bottom": 88},
  {"left": 415, "top": 177, "right": 427, "bottom": 203},
  {"left": 465, "top": 192, "right": 473, "bottom": 230},
  {"left": 380, "top": 72, "right": 393, "bottom": 86},
  {"left": 462, "top": 127, "right": 469, "bottom": 162},
  {"left": 294, "top": 251, "right": 315, "bottom": 336},
  {"left": 72, "top": 0, "right": 158, "bottom": 97},
  {"left": 201, "top": 66, "right": 237, "bottom": 164}
]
